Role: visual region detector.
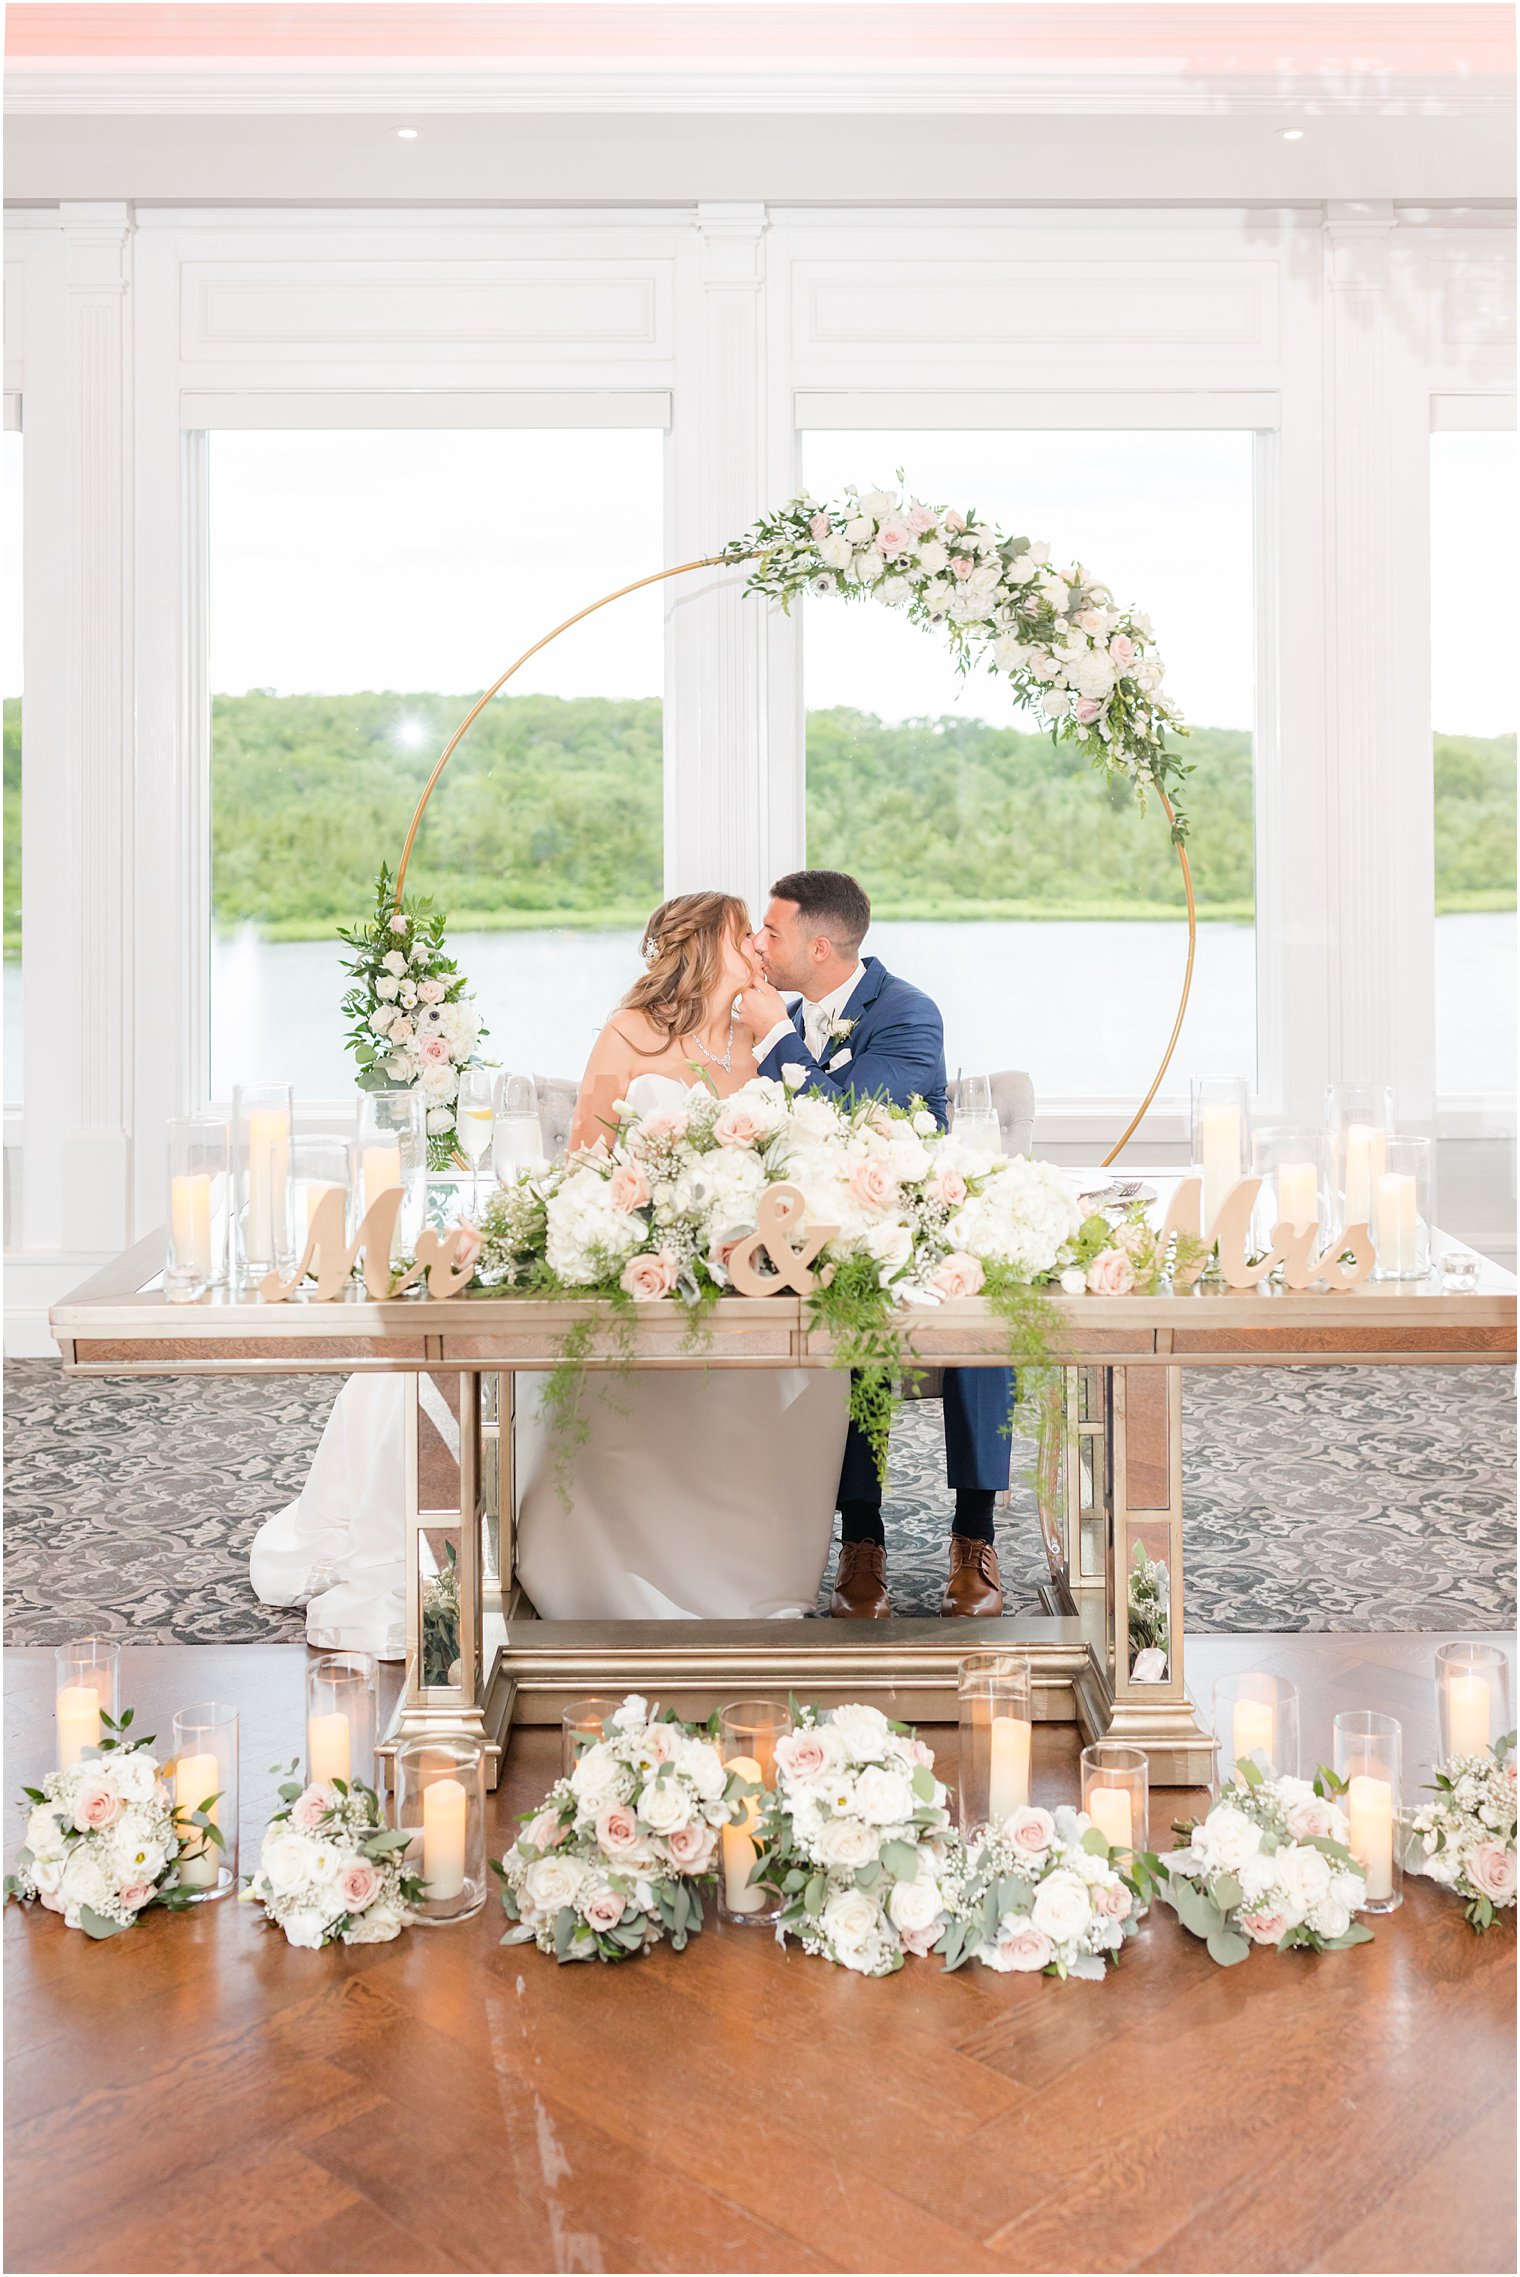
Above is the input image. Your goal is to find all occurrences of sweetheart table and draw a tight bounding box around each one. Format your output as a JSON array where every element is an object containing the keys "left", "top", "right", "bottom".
[{"left": 51, "top": 1187, "right": 1515, "bottom": 1787}]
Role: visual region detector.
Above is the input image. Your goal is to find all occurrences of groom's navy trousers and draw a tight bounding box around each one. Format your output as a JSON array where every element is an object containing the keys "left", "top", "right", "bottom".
[{"left": 756, "top": 956, "right": 1014, "bottom": 1508}]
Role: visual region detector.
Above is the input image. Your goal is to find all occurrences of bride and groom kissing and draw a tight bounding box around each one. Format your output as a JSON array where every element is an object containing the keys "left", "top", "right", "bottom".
[{"left": 563, "top": 868, "right": 1013, "bottom": 1623}]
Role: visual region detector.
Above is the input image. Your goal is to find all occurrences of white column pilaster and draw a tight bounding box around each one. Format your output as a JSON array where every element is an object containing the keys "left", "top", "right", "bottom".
[
  {"left": 20, "top": 203, "right": 134, "bottom": 1254},
  {"left": 666, "top": 203, "right": 774, "bottom": 907}
]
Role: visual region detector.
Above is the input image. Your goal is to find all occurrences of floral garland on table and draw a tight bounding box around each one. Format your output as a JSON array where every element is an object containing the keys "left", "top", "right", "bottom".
[
  {"left": 339, "top": 864, "right": 488, "bottom": 1171},
  {"left": 474, "top": 1074, "right": 1117, "bottom": 1475},
  {"left": 1143, "top": 1761, "right": 1372, "bottom": 1965},
  {"left": 724, "top": 485, "right": 1189, "bottom": 835},
  {"left": 1407, "top": 1733, "right": 1516, "bottom": 1930},
  {"left": 755, "top": 1702, "right": 956, "bottom": 1976},
  {"left": 4, "top": 1710, "right": 198, "bottom": 1936},
  {"left": 496, "top": 1697, "right": 735, "bottom": 1963},
  {"left": 938, "top": 1805, "right": 1142, "bottom": 1979},
  {"left": 245, "top": 1772, "right": 422, "bottom": 1948}
]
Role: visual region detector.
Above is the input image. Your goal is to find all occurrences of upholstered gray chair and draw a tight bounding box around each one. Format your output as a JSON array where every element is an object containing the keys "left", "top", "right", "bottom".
[{"left": 533, "top": 1075, "right": 580, "bottom": 1161}]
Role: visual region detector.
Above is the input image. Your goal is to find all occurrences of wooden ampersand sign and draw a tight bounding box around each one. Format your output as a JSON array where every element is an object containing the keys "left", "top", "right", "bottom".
[
  {"left": 1161, "top": 1176, "right": 1375, "bottom": 1291},
  {"left": 259, "top": 1185, "right": 479, "bottom": 1303},
  {"left": 727, "top": 1183, "right": 838, "bottom": 1298}
]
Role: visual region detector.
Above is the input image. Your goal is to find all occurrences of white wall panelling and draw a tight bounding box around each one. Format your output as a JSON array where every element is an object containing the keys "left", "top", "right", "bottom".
[{"left": 2, "top": 200, "right": 1515, "bottom": 1347}]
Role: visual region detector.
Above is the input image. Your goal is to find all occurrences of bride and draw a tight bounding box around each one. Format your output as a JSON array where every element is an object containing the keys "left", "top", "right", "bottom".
[{"left": 250, "top": 892, "right": 850, "bottom": 1653}]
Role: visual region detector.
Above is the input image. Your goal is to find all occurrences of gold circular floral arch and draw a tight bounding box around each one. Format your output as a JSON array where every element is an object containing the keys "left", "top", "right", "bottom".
[{"left": 392, "top": 553, "right": 1196, "bottom": 1167}]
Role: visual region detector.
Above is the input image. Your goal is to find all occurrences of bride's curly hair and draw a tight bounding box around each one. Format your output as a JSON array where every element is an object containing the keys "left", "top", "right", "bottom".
[{"left": 619, "top": 891, "right": 752, "bottom": 1045}]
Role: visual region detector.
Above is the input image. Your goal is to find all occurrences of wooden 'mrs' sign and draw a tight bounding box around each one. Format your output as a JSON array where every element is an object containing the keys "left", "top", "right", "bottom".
[{"left": 1162, "top": 1176, "right": 1375, "bottom": 1291}]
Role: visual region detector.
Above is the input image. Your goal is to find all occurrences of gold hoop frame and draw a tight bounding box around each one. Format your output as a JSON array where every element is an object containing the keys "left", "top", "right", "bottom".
[{"left": 393, "top": 552, "right": 1196, "bottom": 1166}]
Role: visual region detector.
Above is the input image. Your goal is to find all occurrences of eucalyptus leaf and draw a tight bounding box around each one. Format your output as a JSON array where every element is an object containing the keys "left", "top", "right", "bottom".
[
  {"left": 880, "top": 1839, "right": 920, "bottom": 1883},
  {"left": 79, "top": 1904, "right": 133, "bottom": 1941},
  {"left": 1205, "top": 1926, "right": 1252, "bottom": 1967}
]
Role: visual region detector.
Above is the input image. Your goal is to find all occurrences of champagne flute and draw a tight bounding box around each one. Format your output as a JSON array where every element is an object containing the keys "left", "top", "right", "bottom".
[
  {"left": 955, "top": 1073, "right": 1003, "bottom": 1154},
  {"left": 493, "top": 1073, "right": 543, "bottom": 1181},
  {"left": 455, "top": 1068, "right": 495, "bottom": 1216}
]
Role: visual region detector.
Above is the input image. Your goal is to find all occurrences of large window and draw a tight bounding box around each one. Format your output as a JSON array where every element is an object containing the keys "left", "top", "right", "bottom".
[
  {"left": 1430, "top": 429, "right": 1516, "bottom": 1101},
  {"left": 207, "top": 427, "right": 664, "bottom": 1102},
  {"left": 3, "top": 425, "right": 20, "bottom": 1106},
  {"left": 799, "top": 431, "right": 1257, "bottom": 1107}
]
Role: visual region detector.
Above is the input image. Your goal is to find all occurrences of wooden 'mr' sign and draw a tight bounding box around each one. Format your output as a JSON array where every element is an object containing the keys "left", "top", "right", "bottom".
[{"left": 259, "top": 1187, "right": 479, "bottom": 1304}]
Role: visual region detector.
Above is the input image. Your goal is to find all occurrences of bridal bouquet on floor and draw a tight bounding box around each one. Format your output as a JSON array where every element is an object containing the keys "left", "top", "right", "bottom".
[
  {"left": 1148, "top": 1762, "right": 1372, "bottom": 1965},
  {"left": 1407, "top": 1734, "right": 1516, "bottom": 1930},
  {"left": 938, "top": 1805, "right": 1141, "bottom": 1979},
  {"left": 245, "top": 1773, "right": 422, "bottom": 1948},
  {"left": 5, "top": 1711, "right": 191, "bottom": 1936},
  {"left": 756, "top": 1702, "right": 955, "bottom": 1976},
  {"left": 497, "top": 1697, "right": 735, "bottom": 1963}
]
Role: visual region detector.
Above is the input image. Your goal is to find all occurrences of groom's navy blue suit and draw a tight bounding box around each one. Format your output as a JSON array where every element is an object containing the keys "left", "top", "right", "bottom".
[{"left": 755, "top": 957, "right": 1014, "bottom": 1510}]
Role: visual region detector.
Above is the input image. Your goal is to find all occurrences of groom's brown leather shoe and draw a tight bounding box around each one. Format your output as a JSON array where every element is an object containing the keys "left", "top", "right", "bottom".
[
  {"left": 830, "top": 1541, "right": 890, "bottom": 1618},
  {"left": 942, "top": 1535, "right": 1004, "bottom": 1616}
]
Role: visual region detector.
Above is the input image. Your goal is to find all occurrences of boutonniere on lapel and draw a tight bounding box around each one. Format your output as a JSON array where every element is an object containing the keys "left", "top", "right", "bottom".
[{"left": 822, "top": 1016, "right": 857, "bottom": 1049}]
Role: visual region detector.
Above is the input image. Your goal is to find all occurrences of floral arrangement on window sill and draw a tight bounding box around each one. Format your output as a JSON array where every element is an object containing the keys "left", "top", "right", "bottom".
[{"left": 339, "top": 864, "right": 489, "bottom": 1172}]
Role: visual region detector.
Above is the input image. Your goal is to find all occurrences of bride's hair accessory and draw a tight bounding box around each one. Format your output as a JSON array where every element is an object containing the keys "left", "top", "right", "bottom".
[{"left": 622, "top": 891, "right": 752, "bottom": 1051}]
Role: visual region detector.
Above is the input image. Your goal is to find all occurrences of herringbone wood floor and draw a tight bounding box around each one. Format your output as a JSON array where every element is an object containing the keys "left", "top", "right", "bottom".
[{"left": 4, "top": 1636, "right": 1514, "bottom": 2276}]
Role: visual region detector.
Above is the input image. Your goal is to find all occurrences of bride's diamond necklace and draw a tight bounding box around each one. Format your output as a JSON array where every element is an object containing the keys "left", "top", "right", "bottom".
[{"left": 692, "top": 1009, "right": 737, "bottom": 1073}]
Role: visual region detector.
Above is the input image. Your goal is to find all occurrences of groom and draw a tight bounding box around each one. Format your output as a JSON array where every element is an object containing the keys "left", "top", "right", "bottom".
[{"left": 740, "top": 869, "right": 1013, "bottom": 1621}]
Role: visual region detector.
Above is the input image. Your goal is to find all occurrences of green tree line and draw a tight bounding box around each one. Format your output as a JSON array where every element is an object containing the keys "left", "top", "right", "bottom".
[{"left": 2, "top": 692, "right": 1514, "bottom": 947}]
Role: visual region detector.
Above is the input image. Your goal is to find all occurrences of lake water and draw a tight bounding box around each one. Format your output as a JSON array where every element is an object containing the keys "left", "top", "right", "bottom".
[{"left": 4, "top": 913, "right": 1511, "bottom": 1107}]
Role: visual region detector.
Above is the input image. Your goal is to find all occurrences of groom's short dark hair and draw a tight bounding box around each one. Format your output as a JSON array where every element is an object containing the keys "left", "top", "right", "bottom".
[{"left": 771, "top": 869, "right": 871, "bottom": 953}]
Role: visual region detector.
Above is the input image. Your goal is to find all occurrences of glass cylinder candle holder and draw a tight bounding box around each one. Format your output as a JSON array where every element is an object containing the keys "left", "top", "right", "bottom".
[
  {"left": 1371, "top": 1136, "right": 1433, "bottom": 1281},
  {"left": 1079, "top": 1741, "right": 1149, "bottom": 1865},
  {"left": 357, "top": 1088, "right": 427, "bottom": 1263},
  {"left": 493, "top": 1072, "right": 545, "bottom": 1182},
  {"left": 717, "top": 1698, "right": 790, "bottom": 1925},
  {"left": 1435, "top": 1641, "right": 1512, "bottom": 1764},
  {"left": 1326, "top": 1084, "right": 1394, "bottom": 1232},
  {"left": 292, "top": 1133, "right": 356, "bottom": 1261},
  {"left": 1250, "top": 1126, "right": 1327, "bottom": 1254},
  {"left": 1189, "top": 1075, "right": 1249, "bottom": 1235},
  {"left": 395, "top": 1734, "right": 487, "bottom": 1924},
  {"left": 957, "top": 1653, "right": 1034, "bottom": 1833},
  {"left": 171, "top": 1702, "right": 238, "bottom": 1901},
  {"left": 232, "top": 1082, "right": 294, "bottom": 1283},
  {"left": 306, "top": 1653, "right": 377, "bottom": 1792},
  {"left": 560, "top": 1695, "right": 626, "bottom": 1777},
  {"left": 1212, "top": 1672, "right": 1299, "bottom": 1787},
  {"left": 165, "top": 1116, "right": 230, "bottom": 1301},
  {"left": 54, "top": 1638, "right": 121, "bottom": 1770},
  {"left": 1333, "top": 1711, "right": 1403, "bottom": 1913}
]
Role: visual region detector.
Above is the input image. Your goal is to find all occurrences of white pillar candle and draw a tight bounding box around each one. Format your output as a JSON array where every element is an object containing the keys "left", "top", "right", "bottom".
[
  {"left": 722, "top": 1755, "right": 766, "bottom": 1914},
  {"left": 988, "top": 1714, "right": 1032, "bottom": 1824},
  {"left": 175, "top": 1751, "right": 221, "bottom": 1889},
  {"left": 1232, "top": 1696, "right": 1275, "bottom": 1772},
  {"left": 361, "top": 1143, "right": 403, "bottom": 1212},
  {"left": 1275, "top": 1160, "right": 1318, "bottom": 1235},
  {"left": 56, "top": 1684, "right": 102, "bottom": 1770},
  {"left": 1086, "top": 1784, "right": 1134, "bottom": 1853},
  {"left": 1447, "top": 1670, "right": 1492, "bottom": 1759},
  {"left": 246, "top": 1109, "right": 289, "bottom": 1261},
  {"left": 1373, "top": 1171, "right": 1417, "bottom": 1274},
  {"left": 1346, "top": 1773, "right": 1395, "bottom": 1902},
  {"left": 1343, "top": 1123, "right": 1387, "bottom": 1226},
  {"left": 170, "top": 1174, "right": 213, "bottom": 1276},
  {"left": 307, "top": 1711, "right": 352, "bottom": 1786},
  {"left": 1200, "top": 1102, "right": 1243, "bottom": 1232},
  {"left": 422, "top": 1776, "right": 468, "bottom": 1901}
]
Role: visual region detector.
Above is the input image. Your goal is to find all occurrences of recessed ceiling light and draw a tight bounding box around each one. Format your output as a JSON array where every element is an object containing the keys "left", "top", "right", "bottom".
[
  {"left": 1280, "top": 128, "right": 1305, "bottom": 141},
  {"left": 396, "top": 127, "right": 419, "bottom": 140}
]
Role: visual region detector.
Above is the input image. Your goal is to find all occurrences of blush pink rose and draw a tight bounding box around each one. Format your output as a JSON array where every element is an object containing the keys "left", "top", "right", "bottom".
[
  {"left": 1284, "top": 1796, "right": 1340, "bottom": 1842},
  {"left": 707, "top": 1237, "right": 741, "bottom": 1279},
  {"left": 450, "top": 1222, "right": 483, "bottom": 1273},
  {"left": 339, "top": 1863, "right": 381, "bottom": 1913},
  {"left": 419, "top": 1037, "right": 453, "bottom": 1067},
  {"left": 1092, "top": 1879, "right": 1132, "bottom": 1921},
  {"left": 664, "top": 1822, "right": 718, "bottom": 1872},
  {"left": 1004, "top": 1806, "right": 1056, "bottom": 1861},
  {"left": 71, "top": 1779, "right": 122, "bottom": 1833},
  {"left": 620, "top": 1249, "right": 678, "bottom": 1302},
  {"left": 928, "top": 1167, "right": 967, "bottom": 1209},
  {"left": 951, "top": 553, "right": 975, "bottom": 580},
  {"left": 906, "top": 505, "right": 937, "bottom": 535},
  {"left": 1075, "top": 697, "right": 1103, "bottom": 726},
  {"left": 1108, "top": 633, "right": 1138, "bottom": 673},
  {"left": 523, "top": 1809, "right": 565, "bottom": 1852},
  {"left": 1086, "top": 1248, "right": 1137, "bottom": 1297},
  {"left": 713, "top": 1099, "right": 765, "bottom": 1149},
  {"left": 1074, "top": 607, "right": 1109, "bottom": 636},
  {"left": 809, "top": 511, "right": 833, "bottom": 539},
  {"left": 583, "top": 1886, "right": 627, "bottom": 1934},
  {"left": 898, "top": 1921, "right": 941, "bottom": 1958},
  {"left": 943, "top": 508, "right": 967, "bottom": 534},
  {"left": 905, "top": 1738, "right": 937, "bottom": 1770},
  {"left": 609, "top": 1161, "right": 651, "bottom": 1211},
  {"left": 931, "top": 1252, "right": 984, "bottom": 1302},
  {"left": 634, "top": 1108, "right": 689, "bottom": 1147},
  {"left": 417, "top": 979, "right": 447, "bottom": 1005},
  {"left": 876, "top": 520, "right": 910, "bottom": 558},
  {"left": 290, "top": 1782, "right": 342, "bottom": 1832},
  {"left": 848, "top": 1158, "right": 894, "bottom": 1211},
  {"left": 642, "top": 1723, "right": 680, "bottom": 1764},
  {"left": 1467, "top": 1842, "right": 1518, "bottom": 1903},
  {"left": 775, "top": 1730, "right": 829, "bottom": 1781},
  {"left": 119, "top": 1881, "right": 156, "bottom": 1913},
  {"left": 1241, "top": 1907, "right": 1290, "bottom": 1945},
  {"left": 997, "top": 1926, "right": 1054, "bottom": 1972},
  {"left": 595, "top": 1804, "right": 642, "bottom": 1857}
]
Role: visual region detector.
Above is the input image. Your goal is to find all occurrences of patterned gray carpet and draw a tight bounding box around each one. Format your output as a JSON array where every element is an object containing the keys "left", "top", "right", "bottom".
[{"left": 3, "top": 1360, "right": 1513, "bottom": 1644}]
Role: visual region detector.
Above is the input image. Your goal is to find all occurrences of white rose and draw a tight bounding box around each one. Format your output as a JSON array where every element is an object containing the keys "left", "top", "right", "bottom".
[
  {"left": 568, "top": 1741, "right": 624, "bottom": 1808},
  {"left": 1070, "top": 650, "right": 1117, "bottom": 700},
  {"left": 375, "top": 976, "right": 400, "bottom": 1001},
  {"left": 817, "top": 532, "right": 852, "bottom": 570},
  {"left": 1059, "top": 1266, "right": 1086, "bottom": 1295},
  {"left": 858, "top": 489, "right": 897, "bottom": 518},
  {"left": 854, "top": 1765, "right": 916, "bottom": 1826},
  {"left": 1310, "top": 1893, "right": 1352, "bottom": 1941},
  {"left": 816, "top": 1817, "right": 879, "bottom": 1870},
  {"left": 369, "top": 1009, "right": 395, "bottom": 1036},
  {"left": 675, "top": 1738, "right": 727, "bottom": 1802},
  {"left": 25, "top": 1804, "right": 68, "bottom": 1861},
  {"left": 843, "top": 515, "right": 875, "bottom": 545},
  {"left": 827, "top": 1703, "right": 892, "bottom": 1763},
  {"left": 1195, "top": 1805, "right": 1262, "bottom": 1874},
  {"left": 59, "top": 1849, "right": 111, "bottom": 1922},
  {"left": 260, "top": 1828, "right": 317, "bottom": 1898},
  {"left": 638, "top": 1778, "right": 693, "bottom": 1835},
  {"left": 381, "top": 950, "right": 407, "bottom": 976},
  {"left": 343, "top": 1900, "right": 405, "bottom": 1946},
  {"left": 878, "top": 576, "right": 911, "bottom": 606},
  {"left": 281, "top": 1908, "right": 330, "bottom": 1950},
  {"left": 851, "top": 549, "right": 884, "bottom": 584},
  {"left": 820, "top": 1886, "right": 886, "bottom": 1961},
  {"left": 886, "top": 1867, "right": 943, "bottom": 1935},
  {"left": 916, "top": 539, "right": 949, "bottom": 575},
  {"left": 1029, "top": 1868, "right": 1093, "bottom": 1946},
  {"left": 523, "top": 1854, "right": 586, "bottom": 1915},
  {"left": 1040, "top": 688, "right": 1068, "bottom": 719}
]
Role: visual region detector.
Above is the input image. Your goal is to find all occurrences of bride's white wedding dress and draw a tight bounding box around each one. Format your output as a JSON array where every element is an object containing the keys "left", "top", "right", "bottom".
[{"left": 250, "top": 1074, "right": 848, "bottom": 1649}]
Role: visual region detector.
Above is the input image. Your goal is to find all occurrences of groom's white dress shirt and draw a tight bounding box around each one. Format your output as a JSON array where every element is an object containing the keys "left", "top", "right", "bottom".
[{"left": 756, "top": 962, "right": 866, "bottom": 1067}]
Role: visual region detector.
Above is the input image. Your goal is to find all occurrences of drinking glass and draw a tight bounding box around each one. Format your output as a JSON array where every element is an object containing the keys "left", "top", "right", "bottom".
[
  {"left": 455, "top": 1068, "right": 495, "bottom": 1214},
  {"left": 493, "top": 1072, "right": 544, "bottom": 1181},
  {"left": 953, "top": 1074, "right": 1001, "bottom": 1154}
]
